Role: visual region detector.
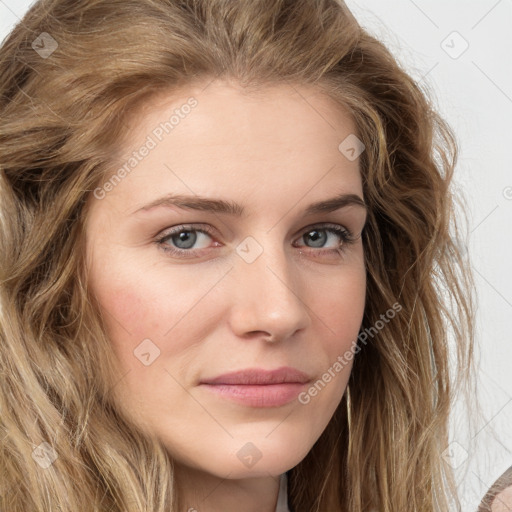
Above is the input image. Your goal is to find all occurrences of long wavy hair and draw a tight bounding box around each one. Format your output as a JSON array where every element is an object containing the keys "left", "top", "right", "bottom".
[{"left": 0, "top": 0, "right": 476, "bottom": 510}]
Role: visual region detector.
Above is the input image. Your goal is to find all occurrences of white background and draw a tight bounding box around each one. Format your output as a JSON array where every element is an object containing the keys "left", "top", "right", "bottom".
[{"left": 1, "top": 0, "right": 511, "bottom": 509}]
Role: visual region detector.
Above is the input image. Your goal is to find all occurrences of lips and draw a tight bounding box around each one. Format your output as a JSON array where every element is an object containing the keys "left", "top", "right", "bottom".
[
  {"left": 199, "top": 367, "right": 312, "bottom": 407},
  {"left": 199, "top": 366, "right": 311, "bottom": 386}
]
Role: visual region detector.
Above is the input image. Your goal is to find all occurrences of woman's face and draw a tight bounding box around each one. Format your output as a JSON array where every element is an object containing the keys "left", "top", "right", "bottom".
[{"left": 84, "top": 79, "right": 367, "bottom": 479}]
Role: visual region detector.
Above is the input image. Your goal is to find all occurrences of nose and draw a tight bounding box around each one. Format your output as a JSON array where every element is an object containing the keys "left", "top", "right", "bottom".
[{"left": 227, "top": 239, "right": 311, "bottom": 343}]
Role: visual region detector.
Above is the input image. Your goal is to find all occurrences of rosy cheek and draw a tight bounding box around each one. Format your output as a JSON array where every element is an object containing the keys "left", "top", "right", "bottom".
[
  {"left": 92, "top": 269, "right": 198, "bottom": 361},
  {"left": 93, "top": 277, "right": 159, "bottom": 348},
  {"left": 88, "top": 247, "right": 161, "bottom": 331}
]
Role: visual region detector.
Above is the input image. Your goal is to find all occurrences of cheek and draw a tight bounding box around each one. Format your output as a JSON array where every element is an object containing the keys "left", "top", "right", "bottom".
[
  {"left": 107, "top": 286, "right": 161, "bottom": 337},
  {"left": 310, "top": 270, "right": 365, "bottom": 402},
  {"left": 316, "top": 266, "right": 366, "bottom": 349},
  {"left": 87, "top": 255, "right": 222, "bottom": 368}
]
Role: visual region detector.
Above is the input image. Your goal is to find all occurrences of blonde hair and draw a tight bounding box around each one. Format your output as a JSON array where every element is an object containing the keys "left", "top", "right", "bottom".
[{"left": 0, "top": 0, "right": 476, "bottom": 510}]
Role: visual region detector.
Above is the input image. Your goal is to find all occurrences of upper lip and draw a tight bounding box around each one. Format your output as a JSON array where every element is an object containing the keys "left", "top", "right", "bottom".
[{"left": 200, "top": 366, "right": 311, "bottom": 385}]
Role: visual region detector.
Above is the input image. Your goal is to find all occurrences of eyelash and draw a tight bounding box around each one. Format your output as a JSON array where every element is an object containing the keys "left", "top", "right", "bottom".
[{"left": 154, "top": 223, "right": 357, "bottom": 259}]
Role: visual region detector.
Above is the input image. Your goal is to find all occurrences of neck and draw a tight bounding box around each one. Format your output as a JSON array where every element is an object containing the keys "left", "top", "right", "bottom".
[{"left": 174, "top": 463, "right": 282, "bottom": 512}]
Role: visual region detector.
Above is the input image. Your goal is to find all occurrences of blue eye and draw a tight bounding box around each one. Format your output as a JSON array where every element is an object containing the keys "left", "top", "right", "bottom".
[
  {"left": 155, "top": 224, "right": 217, "bottom": 258},
  {"left": 155, "top": 223, "right": 357, "bottom": 259},
  {"left": 296, "top": 225, "right": 354, "bottom": 251}
]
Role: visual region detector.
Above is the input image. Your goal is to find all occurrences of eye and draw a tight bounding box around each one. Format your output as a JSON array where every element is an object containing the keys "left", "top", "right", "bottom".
[
  {"left": 293, "top": 224, "right": 357, "bottom": 256},
  {"left": 155, "top": 224, "right": 217, "bottom": 258},
  {"left": 154, "top": 223, "right": 357, "bottom": 259}
]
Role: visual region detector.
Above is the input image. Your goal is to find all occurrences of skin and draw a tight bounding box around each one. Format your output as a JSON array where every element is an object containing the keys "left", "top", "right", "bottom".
[
  {"left": 492, "top": 486, "right": 512, "bottom": 512},
  {"left": 479, "top": 469, "right": 512, "bottom": 511},
  {"left": 84, "top": 79, "right": 367, "bottom": 512}
]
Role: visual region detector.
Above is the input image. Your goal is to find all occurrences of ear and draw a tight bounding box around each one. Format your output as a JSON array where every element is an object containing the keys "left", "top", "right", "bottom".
[{"left": 478, "top": 467, "right": 512, "bottom": 512}]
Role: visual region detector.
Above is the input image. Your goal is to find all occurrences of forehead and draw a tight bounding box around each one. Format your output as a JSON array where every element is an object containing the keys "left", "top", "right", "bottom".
[
  {"left": 120, "top": 78, "right": 359, "bottom": 156},
  {"left": 93, "top": 79, "right": 363, "bottom": 214}
]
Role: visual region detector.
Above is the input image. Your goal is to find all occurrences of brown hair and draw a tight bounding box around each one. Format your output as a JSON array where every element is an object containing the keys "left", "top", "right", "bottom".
[{"left": 0, "top": 0, "right": 476, "bottom": 510}]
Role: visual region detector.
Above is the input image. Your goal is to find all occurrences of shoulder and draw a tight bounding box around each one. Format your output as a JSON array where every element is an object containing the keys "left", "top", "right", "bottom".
[{"left": 478, "top": 466, "right": 512, "bottom": 512}]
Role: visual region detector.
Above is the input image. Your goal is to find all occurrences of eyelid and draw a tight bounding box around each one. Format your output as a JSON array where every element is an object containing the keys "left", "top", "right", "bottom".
[
  {"left": 155, "top": 221, "right": 357, "bottom": 239},
  {"left": 155, "top": 223, "right": 216, "bottom": 240}
]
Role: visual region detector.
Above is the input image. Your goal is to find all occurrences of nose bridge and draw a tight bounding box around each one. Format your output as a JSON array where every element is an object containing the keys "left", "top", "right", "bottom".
[{"left": 228, "top": 233, "right": 310, "bottom": 340}]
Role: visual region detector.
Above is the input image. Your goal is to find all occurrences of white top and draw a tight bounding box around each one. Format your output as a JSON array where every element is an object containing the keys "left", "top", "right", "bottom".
[{"left": 275, "top": 473, "right": 290, "bottom": 512}]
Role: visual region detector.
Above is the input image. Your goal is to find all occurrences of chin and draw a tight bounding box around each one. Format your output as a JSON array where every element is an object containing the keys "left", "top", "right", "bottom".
[
  {"left": 169, "top": 432, "right": 312, "bottom": 479},
  {"left": 220, "top": 435, "right": 312, "bottom": 478}
]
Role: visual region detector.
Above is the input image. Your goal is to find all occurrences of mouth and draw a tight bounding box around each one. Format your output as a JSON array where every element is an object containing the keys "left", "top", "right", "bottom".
[{"left": 199, "top": 366, "right": 311, "bottom": 408}]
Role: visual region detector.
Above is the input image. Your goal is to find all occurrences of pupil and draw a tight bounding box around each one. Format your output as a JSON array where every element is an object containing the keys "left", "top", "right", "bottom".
[
  {"left": 307, "top": 229, "right": 326, "bottom": 248},
  {"left": 174, "top": 230, "right": 196, "bottom": 249}
]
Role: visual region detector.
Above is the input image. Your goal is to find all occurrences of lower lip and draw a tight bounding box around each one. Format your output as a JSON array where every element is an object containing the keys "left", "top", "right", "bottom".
[{"left": 199, "top": 383, "right": 307, "bottom": 407}]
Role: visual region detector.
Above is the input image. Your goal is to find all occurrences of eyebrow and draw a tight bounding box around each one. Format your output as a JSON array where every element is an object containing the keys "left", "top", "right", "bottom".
[{"left": 132, "top": 192, "right": 367, "bottom": 216}]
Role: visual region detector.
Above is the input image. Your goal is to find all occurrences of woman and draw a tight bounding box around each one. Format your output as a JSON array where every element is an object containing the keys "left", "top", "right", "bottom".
[{"left": 0, "top": 0, "right": 482, "bottom": 510}]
